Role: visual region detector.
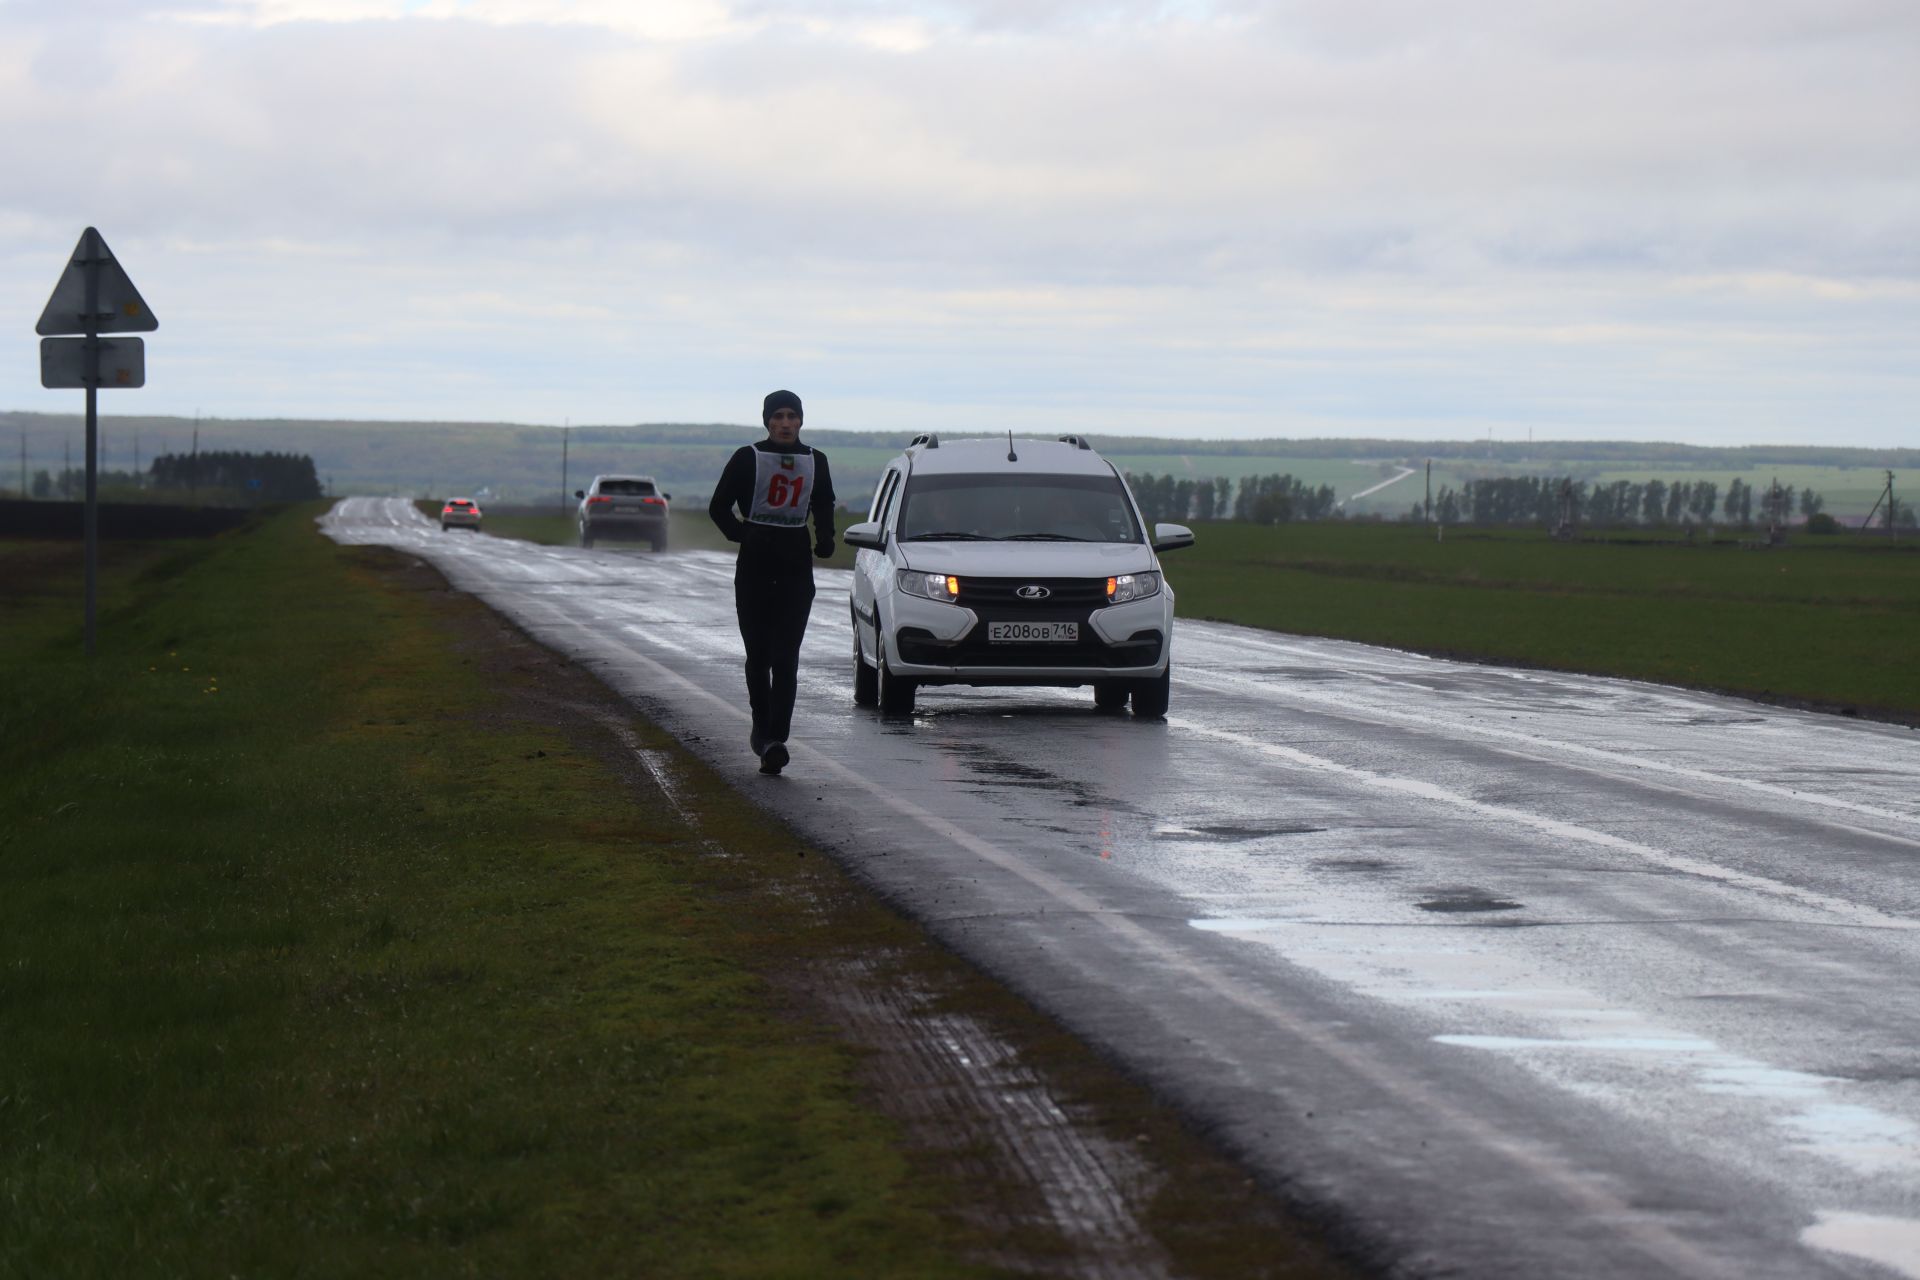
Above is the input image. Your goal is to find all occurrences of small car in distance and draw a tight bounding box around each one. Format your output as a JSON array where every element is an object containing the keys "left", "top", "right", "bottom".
[
  {"left": 576, "top": 475, "right": 672, "bottom": 550},
  {"left": 441, "top": 497, "right": 482, "bottom": 531}
]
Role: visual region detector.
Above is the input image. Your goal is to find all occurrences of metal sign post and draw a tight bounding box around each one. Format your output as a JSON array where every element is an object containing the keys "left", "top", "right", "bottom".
[{"left": 35, "top": 227, "right": 158, "bottom": 656}]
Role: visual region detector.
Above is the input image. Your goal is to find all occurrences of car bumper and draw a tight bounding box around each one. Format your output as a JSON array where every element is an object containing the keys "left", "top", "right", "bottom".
[
  {"left": 881, "top": 592, "right": 1172, "bottom": 684},
  {"left": 441, "top": 514, "right": 481, "bottom": 528},
  {"left": 582, "top": 514, "right": 668, "bottom": 535}
]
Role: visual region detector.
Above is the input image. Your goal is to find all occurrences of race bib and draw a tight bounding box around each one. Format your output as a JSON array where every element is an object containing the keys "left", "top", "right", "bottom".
[{"left": 748, "top": 450, "right": 816, "bottom": 527}]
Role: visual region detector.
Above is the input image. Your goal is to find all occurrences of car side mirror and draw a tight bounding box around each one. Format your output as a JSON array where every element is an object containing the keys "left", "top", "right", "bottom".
[
  {"left": 843, "top": 521, "right": 885, "bottom": 551},
  {"left": 1151, "top": 522, "right": 1194, "bottom": 553},
  {"left": 574, "top": 490, "right": 585, "bottom": 499},
  {"left": 663, "top": 493, "right": 672, "bottom": 501}
]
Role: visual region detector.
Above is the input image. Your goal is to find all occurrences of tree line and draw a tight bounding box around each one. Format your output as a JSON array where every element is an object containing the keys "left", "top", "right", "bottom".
[
  {"left": 14, "top": 453, "right": 320, "bottom": 504},
  {"left": 1413, "top": 475, "right": 1831, "bottom": 528},
  {"left": 147, "top": 450, "right": 322, "bottom": 502},
  {"left": 1125, "top": 472, "right": 1340, "bottom": 524}
]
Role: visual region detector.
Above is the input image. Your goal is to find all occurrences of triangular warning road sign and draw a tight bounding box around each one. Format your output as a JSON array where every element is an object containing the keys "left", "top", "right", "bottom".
[{"left": 35, "top": 227, "right": 158, "bottom": 336}]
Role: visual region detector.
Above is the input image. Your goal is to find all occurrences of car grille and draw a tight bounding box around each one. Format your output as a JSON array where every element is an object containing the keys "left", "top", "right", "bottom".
[{"left": 953, "top": 577, "right": 1110, "bottom": 608}]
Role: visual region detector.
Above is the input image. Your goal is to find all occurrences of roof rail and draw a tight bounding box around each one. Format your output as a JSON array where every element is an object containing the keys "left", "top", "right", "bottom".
[
  {"left": 908, "top": 433, "right": 940, "bottom": 450},
  {"left": 1057, "top": 435, "right": 1093, "bottom": 451}
]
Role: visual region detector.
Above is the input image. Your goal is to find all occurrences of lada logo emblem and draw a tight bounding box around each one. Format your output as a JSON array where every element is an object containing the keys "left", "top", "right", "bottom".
[{"left": 1016, "top": 585, "right": 1050, "bottom": 599}]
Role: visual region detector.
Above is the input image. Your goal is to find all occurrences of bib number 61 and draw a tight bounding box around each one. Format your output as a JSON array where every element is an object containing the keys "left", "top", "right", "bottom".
[{"left": 765, "top": 474, "right": 807, "bottom": 508}]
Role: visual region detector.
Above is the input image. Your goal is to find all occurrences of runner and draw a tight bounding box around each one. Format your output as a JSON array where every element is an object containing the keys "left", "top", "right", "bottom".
[{"left": 707, "top": 390, "right": 836, "bottom": 774}]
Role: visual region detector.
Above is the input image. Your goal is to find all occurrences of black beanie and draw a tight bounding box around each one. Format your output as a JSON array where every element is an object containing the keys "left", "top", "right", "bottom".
[{"left": 762, "top": 389, "right": 803, "bottom": 425}]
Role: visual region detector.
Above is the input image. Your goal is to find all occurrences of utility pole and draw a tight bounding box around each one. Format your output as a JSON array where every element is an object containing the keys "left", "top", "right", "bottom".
[
  {"left": 1863, "top": 470, "right": 1898, "bottom": 537},
  {"left": 190, "top": 411, "right": 200, "bottom": 498},
  {"left": 18, "top": 428, "right": 26, "bottom": 499},
  {"left": 561, "top": 417, "right": 570, "bottom": 513},
  {"left": 1424, "top": 459, "right": 1432, "bottom": 524}
]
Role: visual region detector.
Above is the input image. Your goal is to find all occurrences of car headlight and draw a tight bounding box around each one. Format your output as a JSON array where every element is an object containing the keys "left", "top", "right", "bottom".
[
  {"left": 1107, "top": 571, "right": 1161, "bottom": 604},
  {"left": 895, "top": 569, "right": 960, "bottom": 601}
]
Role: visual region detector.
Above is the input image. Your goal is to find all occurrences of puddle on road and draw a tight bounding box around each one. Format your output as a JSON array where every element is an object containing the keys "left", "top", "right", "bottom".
[
  {"left": 964, "top": 758, "right": 1057, "bottom": 784},
  {"left": 1416, "top": 888, "right": 1524, "bottom": 914},
  {"left": 1312, "top": 857, "right": 1401, "bottom": 874},
  {"left": 1153, "top": 823, "right": 1324, "bottom": 842}
]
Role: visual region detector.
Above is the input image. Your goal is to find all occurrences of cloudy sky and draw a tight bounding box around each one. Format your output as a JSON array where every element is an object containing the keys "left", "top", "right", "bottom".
[{"left": 2, "top": 0, "right": 1915, "bottom": 443}]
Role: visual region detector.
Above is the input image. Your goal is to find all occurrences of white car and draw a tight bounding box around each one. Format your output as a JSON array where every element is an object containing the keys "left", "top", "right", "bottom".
[{"left": 843, "top": 435, "right": 1192, "bottom": 718}]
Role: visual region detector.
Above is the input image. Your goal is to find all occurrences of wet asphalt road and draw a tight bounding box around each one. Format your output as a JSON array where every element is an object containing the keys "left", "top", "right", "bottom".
[{"left": 324, "top": 498, "right": 1920, "bottom": 1280}]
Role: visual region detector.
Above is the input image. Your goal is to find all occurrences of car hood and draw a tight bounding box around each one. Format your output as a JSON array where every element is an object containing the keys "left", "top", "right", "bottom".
[{"left": 897, "top": 541, "right": 1157, "bottom": 578}]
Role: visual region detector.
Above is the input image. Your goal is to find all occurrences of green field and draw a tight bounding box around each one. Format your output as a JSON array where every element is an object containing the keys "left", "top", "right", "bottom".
[{"left": 1166, "top": 522, "right": 1920, "bottom": 718}]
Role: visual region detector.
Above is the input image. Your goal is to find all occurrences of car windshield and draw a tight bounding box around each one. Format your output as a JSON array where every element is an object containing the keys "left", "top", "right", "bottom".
[
  {"left": 897, "top": 473, "right": 1141, "bottom": 543},
  {"left": 598, "top": 480, "right": 656, "bottom": 496}
]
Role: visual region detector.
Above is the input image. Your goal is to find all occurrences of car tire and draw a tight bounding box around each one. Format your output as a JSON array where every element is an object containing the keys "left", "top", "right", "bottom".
[
  {"left": 440, "top": 522, "right": 448, "bottom": 531},
  {"left": 853, "top": 630, "right": 879, "bottom": 707},
  {"left": 876, "top": 638, "right": 916, "bottom": 716},
  {"left": 651, "top": 535, "right": 668, "bottom": 553},
  {"left": 579, "top": 530, "right": 594, "bottom": 549},
  {"left": 1093, "top": 680, "right": 1129, "bottom": 712},
  {"left": 1130, "top": 668, "right": 1170, "bottom": 718}
]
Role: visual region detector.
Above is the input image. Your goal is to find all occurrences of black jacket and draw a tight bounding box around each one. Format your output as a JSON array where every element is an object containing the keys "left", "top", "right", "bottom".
[{"left": 708, "top": 440, "right": 836, "bottom": 575}]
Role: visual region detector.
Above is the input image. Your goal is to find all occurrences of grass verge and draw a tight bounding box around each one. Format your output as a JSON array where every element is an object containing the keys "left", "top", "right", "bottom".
[
  {"left": 0, "top": 510, "right": 1009, "bottom": 1278},
  {"left": 1, "top": 510, "right": 1356, "bottom": 1279}
]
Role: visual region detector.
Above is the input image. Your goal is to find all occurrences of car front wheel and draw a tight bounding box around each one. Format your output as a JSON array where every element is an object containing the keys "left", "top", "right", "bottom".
[
  {"left": 1093, "top": 681, "right": 1129, "bottom": 712},
  {"left": 876, "top": 639, "right": 916, "bottom": 716},
  {"left": 853, "top": 630, "right": 878, "bottom": 706},
  {"left": 1130, "top": 667, "right": 1170, "bottom": 718}
]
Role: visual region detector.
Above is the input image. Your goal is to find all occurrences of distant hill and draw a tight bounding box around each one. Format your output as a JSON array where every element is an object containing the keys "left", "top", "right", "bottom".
[{"left": 4, "top": 411, "right": 1914, "bottom": 514}]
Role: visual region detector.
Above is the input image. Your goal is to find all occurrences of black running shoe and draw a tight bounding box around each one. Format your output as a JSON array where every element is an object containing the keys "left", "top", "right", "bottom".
[{"left": 759, "top": 742, "right": 789, "bottom": 775}]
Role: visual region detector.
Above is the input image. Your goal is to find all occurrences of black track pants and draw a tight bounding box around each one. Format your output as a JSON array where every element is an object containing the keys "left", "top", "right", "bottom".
[{"left": 734, "top": 572, "right": 816, "bottom": 744}]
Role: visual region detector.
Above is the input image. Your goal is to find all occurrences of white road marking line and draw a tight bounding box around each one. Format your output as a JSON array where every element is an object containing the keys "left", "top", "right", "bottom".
[
  {"left": 1178, "top": 664, "right": 1920, "bottom": 832},
  {"left": 1168, "top": 716, "right": 1919, "bottom": 933},
  {"left": 1803, "top": 1211, "right": 1920, "bottom": 1278}
]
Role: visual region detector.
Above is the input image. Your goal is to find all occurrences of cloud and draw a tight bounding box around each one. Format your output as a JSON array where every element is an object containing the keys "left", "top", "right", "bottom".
[{"left": 0, "top": 0, "right": 1914, "bottom": 442}]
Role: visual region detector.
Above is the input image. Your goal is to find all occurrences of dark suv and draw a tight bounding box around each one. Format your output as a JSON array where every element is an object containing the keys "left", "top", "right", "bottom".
[{"left": 576, "top": 475, "right": 671, "bottom": 550}]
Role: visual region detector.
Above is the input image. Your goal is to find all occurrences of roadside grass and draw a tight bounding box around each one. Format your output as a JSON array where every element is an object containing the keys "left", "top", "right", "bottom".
[
  {"left": 1170, "top": 521, "right": 1920, "bottom": 717},
  {"left": 0, "top": 510, "right": 1014, "bottom": 1279}
]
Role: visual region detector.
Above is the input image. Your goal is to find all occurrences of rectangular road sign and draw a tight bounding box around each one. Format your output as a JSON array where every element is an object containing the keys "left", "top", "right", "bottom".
[
  {"left": 40, "top": 336, "right": 145, "bottom": 389},
  {"left": 35, "top": 227, "right": 158, "bottom": 336}
]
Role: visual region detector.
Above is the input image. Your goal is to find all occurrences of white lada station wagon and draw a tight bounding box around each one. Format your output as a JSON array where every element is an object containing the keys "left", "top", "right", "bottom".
[{"left": 843, "top": 435, "right": 1193, "bottom": 718}]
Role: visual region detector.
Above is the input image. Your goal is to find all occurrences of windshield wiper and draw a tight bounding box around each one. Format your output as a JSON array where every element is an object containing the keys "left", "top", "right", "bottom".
[
  {"left": 1003, "top": 533, "right": 1090, "bottom": 541},
  {"left": 901, "top": 531, "right": 994, "bottom": 541}
]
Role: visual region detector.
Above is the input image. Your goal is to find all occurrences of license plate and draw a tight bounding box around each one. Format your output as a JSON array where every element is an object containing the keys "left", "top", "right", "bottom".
[
  {"left": 614, "top": 504, "right": 641, "bottom": 513},
  {"left": 988, "top": 621, "right": 1078, "bottom": 643}
]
